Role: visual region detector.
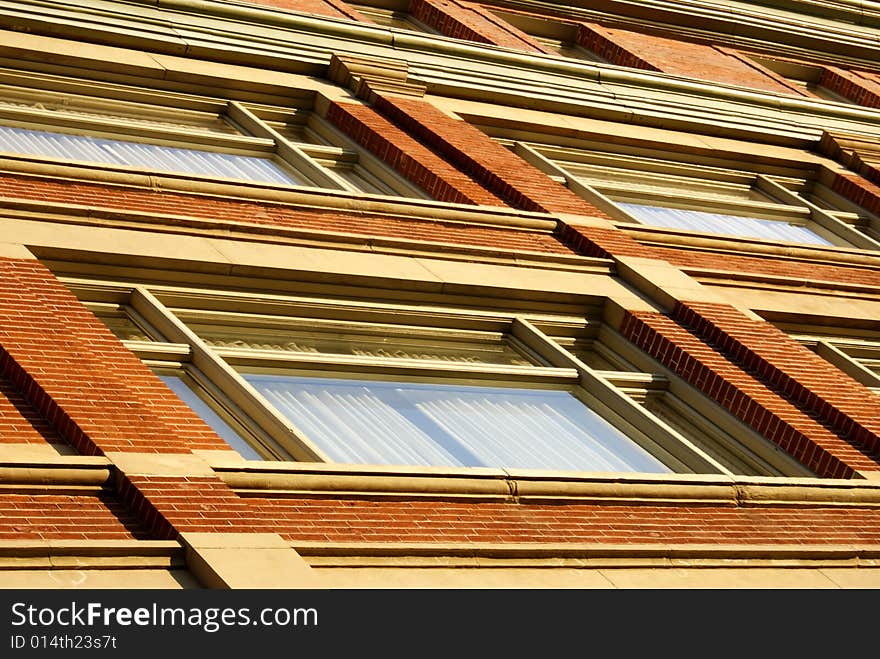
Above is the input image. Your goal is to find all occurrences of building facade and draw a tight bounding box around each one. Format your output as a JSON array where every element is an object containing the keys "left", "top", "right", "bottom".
[{"left": 1, "top": 0, "right": 880, "bottom": 588}]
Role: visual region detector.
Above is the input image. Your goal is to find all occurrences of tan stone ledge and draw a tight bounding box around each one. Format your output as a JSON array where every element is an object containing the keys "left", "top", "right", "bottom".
[
  {"left": 106, "top": 451, "right": 215, "bottom": 478},
  {"left": 156, "top": 0, "right": 880, "bottom": 62},
  {"left": 0, "top": 539, "right": 183, "bottom": 556},
  {"left": 305, "top": 556, "right": 880, "bottom": 570},
  {"left": 141, "top": 0, "right": 880, "bottom": 123},
  {"left": 0, "top": 444, "right": 79, "bottom": 459},
  {"left": 0, "top": 157, "right": 562, "bottom": 231},
  {"left": 293, "top": 541, "right": 880, "bottom": 562},
  {"left": 0, "top": 242, "right": 34, "bottom": 259},
  {"left": 180, "top": 532, "right": 321, "bottom": 588},
  {"left": 680, "top": 266, "right": 880, "bottom": 300},
  {"left": 612, "top": 255, "right": 737, "bottom": 312},
  {"left": 4, "top": 5, "right": 880, "bottom": 144},
  {"left": 215, "top": 463, "right": 880, "bottom": 506},
  {"left": 218, "top": 463, "right": 513, "bottom": 500},
  {"left": 621, "top": 223, "right": 880, "bottom": 267},
  {"left": 0, "top": 455, "right": 112, "bottom": 488},
  {"left": 0, "top": 205, "right": 606, "bottom": 275},
  {"left": 0, "top": 540, "right": 185, "bottom": 569}
]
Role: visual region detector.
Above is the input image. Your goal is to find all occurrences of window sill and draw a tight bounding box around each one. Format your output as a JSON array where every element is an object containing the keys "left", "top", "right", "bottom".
[{"left": 211, "top": 459, "right": 880, "bottom": 505}]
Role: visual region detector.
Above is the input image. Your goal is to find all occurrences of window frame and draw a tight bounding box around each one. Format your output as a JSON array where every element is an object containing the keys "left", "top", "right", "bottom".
[
  {"left": 67, "top": 276, "right": 813, "bottom": 477},
  {"left": 0, "top": 77, "right": 427, "bottom": 199},
  {"left": 508, "top": 139, "right": 880, "bottom": 250}
]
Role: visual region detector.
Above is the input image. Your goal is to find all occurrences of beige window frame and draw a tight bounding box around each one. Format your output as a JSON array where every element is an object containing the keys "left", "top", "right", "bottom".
[
  {"left": 66, "top": 277, "right": 810, "bottom": 477},
  {"left": 0, "top": 73, "right": 426, "bottom": 199},
  {"left": 505, "top": 138, "right": 880, "bottom": 250}
]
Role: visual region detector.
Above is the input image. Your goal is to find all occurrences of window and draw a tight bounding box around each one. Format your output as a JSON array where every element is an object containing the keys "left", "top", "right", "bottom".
[
  {"left": 158, "top": 372, "right": 264, "bottom": 461},
  {"left": 500, "top": 137, "right": 878, "bottom": 249},
  {"left": 0, "top": 76, "right": 426, "bottom": 198},
  {"left": 66, "top": 276, "right": 810, "bottom": 476}
]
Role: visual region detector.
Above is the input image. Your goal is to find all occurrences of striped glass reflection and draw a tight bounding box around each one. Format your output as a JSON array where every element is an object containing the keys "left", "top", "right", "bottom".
[
  {"left": 245, "top": 375, "right": 671, "bottom": 473},
  {"left": 0, "top": 125, "right": 300, "bottom": 185},
  {"left": 160, "top": 375, "right": 263, "bottom": 461},
  {"left": 618, "top": 203, "right": 833, "bottom": 245}
]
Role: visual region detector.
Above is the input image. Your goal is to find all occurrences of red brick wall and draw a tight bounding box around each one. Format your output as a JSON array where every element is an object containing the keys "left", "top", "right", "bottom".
[
  {"left": 832, "top": 171, "right": 880, "bottom": 214},
  {"left": 0, "top": 258, "right": 232, "bottom": 455},
  {"left": 367, "top": 93, "right": 613, "bottom": 217},
  {"left": 819, "top": 67, "right": 880, "bottom": 108},
  {"left": 237, "top": 0, "right": 368, "bottom": 20},
  {"left": 652, "top": 243, "right": 880, "bottom": 289},
  {"left": 325, "top": 101, "right": 508, "bottom": 206},
  {"left": 676, "top": 301, "right": 880, "bottom": 455},
  {"left": 575, "top": 22, "right": 803, "bottom": 95},
  {"left": 247, "top": 496, "right": 880, "bottom": 545},
  {"left": 411, "top": 0, "right": 550, "bottom": 52},
  {"left": 557, "top": 222, "right": 658, "bottom": 260},
  {"left": 619, "top": 308, "right": 880, "bottom": 477},
  {"left": 0, "top": 374, "right": 66, "bottom": 445},
  {"left": 0, "top": 491, "right": 148, "bottom": 540},
  {"left": 108, "top": 476, "right": 880, "bottom": 545},
  {"left": 0, "top": 173, "right": 572, "bottom": 255},
  {"left": 118, "top": 475, "right": 257, "bottom": 540}
]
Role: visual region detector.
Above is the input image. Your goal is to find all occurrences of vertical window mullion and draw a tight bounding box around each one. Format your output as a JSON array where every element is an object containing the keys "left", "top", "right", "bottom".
[
  {"left": 128, "top": 286, "right": 332, "bottom": 463},
  {"left": 814, "top": 340, "right": 880, "bottom": 389},
  {"left": 512, "top": 141, "right": 638, "bottom": 222},
  {"left": 510, "top": 317, "right": 733, "bottom": 475},
  {"left": 226, "top": 101, "right": 351, "bottom": 191},
  {"left": 755, "top": 174, "right": 880, "bottom": 249}
]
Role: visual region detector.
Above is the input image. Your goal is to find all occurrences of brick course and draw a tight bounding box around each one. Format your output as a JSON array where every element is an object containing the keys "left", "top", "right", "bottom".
[
  {"left": 832, "top": 171, "right": 880, "bottom": 216},
  {"left": 819, "top": 67, "right": 880, "bottom": 108},
  {"left": 325, "top": 101, "right": 508, "bottom": 206},
  {"left": 652, "top": 243, "right": 880, "bottom": 289},
  {"left": 238, "top": 0, "right": 368, "bottom": 20},
  {"left": 368, "top": 92, "right": 613, "bottom": 217},
  {"left": 0, "top": 373, "right": 66, "bottom": 445},
  {"left": 0, "top": 258, "right": 232, "bottom": 455},
  {"left": 674, "top": 301, "right": 880, "bottom": 459},
  {"left": 619, "top": 309, "right": 880, "bottom": 477},
  {"left": 0, "top": 173, "right": 572, "bottom": 255},
  {"left": 247, "top": 496, "right": 880, "bottom": 545},
  {"left": 118, "top": 475, "right": 262, "bottom": 540},
  {"left": 0, "top": 491, "right": 149, "bottom": 540},
  {"left": 575, "top": 23, "right": 800, "bottom": 95}
]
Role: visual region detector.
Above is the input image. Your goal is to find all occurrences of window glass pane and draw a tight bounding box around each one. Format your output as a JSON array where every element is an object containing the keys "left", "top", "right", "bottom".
[
  {"left": 0, "top": 125, "right": 300, "bottom": 185},
  {"left": 244, "top": 374, "right": 671, "bottom": 472},
  {"left": 159, "top": 374, "right": 263, "bottom": 461},
  {"left": 618, "top": 202, "right": 833, "bottom": 245},
  {"left": 189, "top": 322, "right": 536, "bottom": 366}
]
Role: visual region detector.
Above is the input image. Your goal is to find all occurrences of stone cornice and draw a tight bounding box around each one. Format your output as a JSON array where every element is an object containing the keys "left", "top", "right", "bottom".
[
  {"left": 215, "top": 461, "right": 880, "bottom": 506},
  {"left": 1, "top": 4, "right": 880, "bottom": 145}
]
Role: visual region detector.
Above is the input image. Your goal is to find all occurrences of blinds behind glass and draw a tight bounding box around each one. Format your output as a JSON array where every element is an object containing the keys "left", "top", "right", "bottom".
[
  {"left": 618, "top": 203, "right": 833, "bottom": 245},
  {"left": 0, "top": 125, "right": 300, "bottom": 185},
  {"left": 246, "top": 375, "right": 672, "bottom": 473},
  {"left": 160, "top": 375, "right": 264, "bottom": 461}
]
